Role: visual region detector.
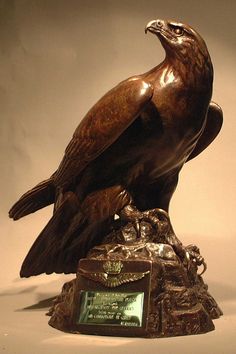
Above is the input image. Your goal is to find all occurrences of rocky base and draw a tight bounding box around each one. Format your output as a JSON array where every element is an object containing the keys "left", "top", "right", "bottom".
[{"left": 47, "top": 210, "right": 222, "bottom": 337}]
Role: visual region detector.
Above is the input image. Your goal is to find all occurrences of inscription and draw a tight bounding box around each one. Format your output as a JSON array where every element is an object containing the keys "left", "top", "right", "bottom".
[{"left": 78, "top": 291, "right": 144, "bottom": 327}]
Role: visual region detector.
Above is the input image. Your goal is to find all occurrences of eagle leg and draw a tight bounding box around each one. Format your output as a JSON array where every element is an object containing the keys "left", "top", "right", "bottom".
[
  {"left": 119, "top": 204, "right": 192, "bottom": 269},
  {"left": 119, "top": 204, "right": 144, "bottom": 238}
]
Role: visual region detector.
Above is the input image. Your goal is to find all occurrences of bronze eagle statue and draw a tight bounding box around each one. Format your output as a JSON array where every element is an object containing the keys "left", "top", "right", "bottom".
[{"left": 9, "top": 19, "right": 223, "bottom": 277}]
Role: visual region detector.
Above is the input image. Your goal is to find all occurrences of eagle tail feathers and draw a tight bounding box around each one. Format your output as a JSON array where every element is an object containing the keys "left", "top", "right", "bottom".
[
  {"left": 20, "top": 192, "right": 82, "bottom": 277},
  {"left": 9, "top": 178, "right": 55, "bottom": 220}
]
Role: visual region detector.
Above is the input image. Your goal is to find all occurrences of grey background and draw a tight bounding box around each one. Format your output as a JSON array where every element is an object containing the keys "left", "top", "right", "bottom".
[{"left": 0, "top": 1, "right": 235, "bottom": 353}]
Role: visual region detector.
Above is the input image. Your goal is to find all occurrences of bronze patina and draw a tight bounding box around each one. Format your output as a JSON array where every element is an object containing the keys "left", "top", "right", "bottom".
[{"left": 9, "top": 19, "right": 223, "bottom": 337}]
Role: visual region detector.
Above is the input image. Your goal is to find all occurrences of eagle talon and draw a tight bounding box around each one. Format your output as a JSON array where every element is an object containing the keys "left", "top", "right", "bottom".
[
  {"left": 199, "top": 261, "right": 207, "bottom": 275},
  {"left": 134, "top": 218, "right": 142, "bottom": 238},
  {"left": 142, "top": 209, "right": 171, "bottom": 236},
  {"left": 184, "top": 244, "right": 207, "bottom": 275},
  {"left": 119, "top": 205, "right": 144, "bottom": 239},
  {"left": 119, "top": 205, "right": 143, "bottom": 222},
  {"left": 182, "top": 249, "right": 191, "bottom": 270}
]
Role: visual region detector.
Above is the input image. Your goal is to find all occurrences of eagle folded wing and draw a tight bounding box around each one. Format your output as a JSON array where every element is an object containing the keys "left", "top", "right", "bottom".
[
  {"left": 187, "top": 101, "right": 223, "bottom": 162},
  {"left": 53, "top": 78, "right": 153, "bottom": 187}
]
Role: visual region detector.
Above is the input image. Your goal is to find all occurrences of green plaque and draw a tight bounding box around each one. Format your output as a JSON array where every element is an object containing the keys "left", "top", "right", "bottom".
[{"left": 78, "top": 291, "right": 144, "bottom": 327}]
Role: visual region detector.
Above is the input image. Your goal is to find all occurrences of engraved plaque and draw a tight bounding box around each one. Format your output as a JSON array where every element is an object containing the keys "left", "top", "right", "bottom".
[
  {"left": 73, "top": 258, "right": 152, "bottom": 336},
  {"left": 78, "top": 291, "right": 144, "bottom": 327}
]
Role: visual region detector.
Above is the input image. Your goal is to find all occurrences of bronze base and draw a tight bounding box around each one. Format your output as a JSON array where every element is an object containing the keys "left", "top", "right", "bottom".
[{"left": 47, "top": 239, "right": 222, "bottom": 337}]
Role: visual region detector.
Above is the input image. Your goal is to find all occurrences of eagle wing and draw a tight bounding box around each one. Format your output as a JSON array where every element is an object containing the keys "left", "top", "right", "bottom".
[
  {"left": 138, "top": 102, "right": 223, "bottom": 212},
  {"left": 53, "top": 78, "right": 153, "bottom": 187},
  {"left": 18, "top": 78, "right": 153, "bottom": 277},
  {"left": 187, "top": 102, "right": 223, "bottom": 162}
]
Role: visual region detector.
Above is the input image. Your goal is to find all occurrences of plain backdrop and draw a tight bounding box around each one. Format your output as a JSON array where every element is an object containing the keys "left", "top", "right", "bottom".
[{"left": 0, "top": 1, "right": 235, "bottom": 353}]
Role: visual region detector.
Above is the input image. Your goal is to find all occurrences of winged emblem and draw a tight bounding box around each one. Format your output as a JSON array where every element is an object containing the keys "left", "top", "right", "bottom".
[{"left": 78, "top": 268, "right": 150, "bottom": 288}]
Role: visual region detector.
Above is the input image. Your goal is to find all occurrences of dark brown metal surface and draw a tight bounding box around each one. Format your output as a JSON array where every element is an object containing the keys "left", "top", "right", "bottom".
[{"left": 9, "top": 19, "right": 223, "bottom": 277}]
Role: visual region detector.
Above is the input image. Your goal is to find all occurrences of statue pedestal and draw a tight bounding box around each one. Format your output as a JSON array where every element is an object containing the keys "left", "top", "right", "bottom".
[{"left": 47, "top": 241, "right": 222, "bottom": 337}]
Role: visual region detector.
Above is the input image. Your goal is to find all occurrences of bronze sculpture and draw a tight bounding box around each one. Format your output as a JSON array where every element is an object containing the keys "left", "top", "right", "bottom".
[{"left": 9, "top": 19, "right": 223, "bottom": 337}]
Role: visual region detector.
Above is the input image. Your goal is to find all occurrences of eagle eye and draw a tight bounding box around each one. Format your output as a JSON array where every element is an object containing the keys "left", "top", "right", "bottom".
[{"left": 171, "top": 26, "right": 184, "bottom": 36}]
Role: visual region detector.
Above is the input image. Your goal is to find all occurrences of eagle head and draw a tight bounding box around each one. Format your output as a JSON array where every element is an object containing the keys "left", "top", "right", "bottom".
[{"left": 145, "top": 19, "right": 213, "bottom": 83}]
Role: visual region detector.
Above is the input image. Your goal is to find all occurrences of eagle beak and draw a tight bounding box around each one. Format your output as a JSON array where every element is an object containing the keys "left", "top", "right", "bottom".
[{"left": 145, "top": 19, "right": 164, "bottom": 34}]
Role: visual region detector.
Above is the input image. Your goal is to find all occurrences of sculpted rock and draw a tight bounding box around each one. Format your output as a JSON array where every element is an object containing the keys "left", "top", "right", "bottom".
[{"left": 47, "top": 213, "right": 222, "bottom": 337}]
